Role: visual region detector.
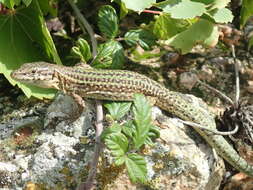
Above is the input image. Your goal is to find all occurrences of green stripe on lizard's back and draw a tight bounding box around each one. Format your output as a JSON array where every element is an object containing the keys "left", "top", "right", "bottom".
[{"left": 11, "top": 62, "right": 253, "bottom": 177}]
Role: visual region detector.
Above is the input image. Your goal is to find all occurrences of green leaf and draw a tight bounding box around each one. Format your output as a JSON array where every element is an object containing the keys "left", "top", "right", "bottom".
[
  {"left": 144, "top": 137, "right": 154, "bottom": 146},
  {"left": 132, "top": 94, "right": 152, "bottom": 149},
  {"left": 119, "top": 0, "right": 128, "bottom": 18},
  {"left": 153, "top": 14, "right": 189, "bottom": 39},
  {"left": 71, "top": 38, "right": 92, "bottom": 63},
  {"left": 38, "top": 0, "right": 58, "bottom": 16},
  {"left": 191, "top": 0, "right": 214, "bottom": 5},
  {"left": 145, "top": 125, "right": 160, "bottom": 146},
  {"left": 209, "top": 0, "right": 230, "bottom": 9},
  {"left": 125, "top": 153, "right": 147, "bottom": 183},
  {"left": 78, "top": 38, "right": 92, "bottom": 61},
  {"left": 104, "top": 102, "right": 132, "bottom": 120},
  {"left": 1, "top": 0, "right": 20, "bottom": 8},
  {"left": 98, "top": 5, "right": 119, "bottom": 39},
  {"left": 159, "top": 19, "right": 217, "bottom": 54},
  {"left": 122, "top": 121, "right": 135, "bottom": 138},
  {"left": 15, "top": 0, "right": 21, "bottom": 4},
  {"left": 211, "top": 8, "right": 233, "bottom": 23},
  {"left": 104, "top": 133, "right": 129, "bottom": 158},
  {"left": 124, "top": 29, "right": 156, "bottom": 50},
  {"left": 111, "top": 0, "right": 128, "bottom": 19},
  {"left": 129, "top": 47, "right": 164, "bottom": 63},
  {"left": 169, "top": 0, "right": 206, "bottom": 19},
  {"left": 240, "top": 0, "right": 253, "bottom": 27},
  {"left": 148, "top": 125, "right": 160, "bottom": 138},
  {"left": 249, "top": 36, "right": 253, "bottom": 49},
  {"left": 0, "top": 0, "right": 60, "bottom": 99},
  {"left": 92, "top": 40, "right": 124, "bottom": 69},
  {"left": 101, "top": 123, "right": 122, "bottom": 140},
  {"left": 120, "top": 0, "right": 155, "bottom": 12},
  {"left": 154, "top": 0, "right": 181, "bottom": 13},
  {"left": 202, "top": 24, "right": 219, "bottom": 47},
  {"left": 115, "top": 155, "right": 127, "bottom": 165},
  {"left": 22, "top": 0, "right": 32, "bottom": 6}
]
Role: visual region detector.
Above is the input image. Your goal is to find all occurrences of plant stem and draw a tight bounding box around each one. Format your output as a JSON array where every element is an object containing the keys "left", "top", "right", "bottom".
[
  {"left": 142, "top": 9, "right": 161, "bottom": 14},
  {"left": 67, "top": 1, "right": 104, "bottom": 190},
  {"left": 67, "top": 0, "right": 97, "bottom": 57}
]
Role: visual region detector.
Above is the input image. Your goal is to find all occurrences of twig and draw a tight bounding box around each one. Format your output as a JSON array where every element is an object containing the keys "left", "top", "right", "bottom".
[
  {"left": 231, "top": 45, "right": 240, "bottom": 108},
  {"left": 78, "top": 101, "right": 104, "bottom": 190},
  {"left": 67, "top": 0, "right": 97, "bottom": 57},
  {"left": 197, "top": 80, "right": 234, "bottom": 105},
  {"left": 142, "top": 9, "right": 162, "bottom": 14},
  {"left": 177, "top": 119, "right": 239, "bottom": 135}
]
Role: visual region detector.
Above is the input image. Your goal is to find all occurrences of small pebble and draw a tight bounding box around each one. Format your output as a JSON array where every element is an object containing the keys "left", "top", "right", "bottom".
[{"left": 179, "top": 72, "right": 199, "bottom": 90}]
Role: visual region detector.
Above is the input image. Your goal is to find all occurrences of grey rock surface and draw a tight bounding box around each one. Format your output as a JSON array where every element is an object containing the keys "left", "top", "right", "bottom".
[{"left": 0, "top": 94, "right": 225, "bottom": 190}]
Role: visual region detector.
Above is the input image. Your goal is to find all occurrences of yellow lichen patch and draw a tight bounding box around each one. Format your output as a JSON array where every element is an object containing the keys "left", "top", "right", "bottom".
[
  {"left": 25, "top": 182, "right": 45, "bottom": 190},
  {"left": 97, "top": 163, "right": 125, "bottom": 189},
  {"left": 60, "top": 167, "right": 76, "bottom": 183}
]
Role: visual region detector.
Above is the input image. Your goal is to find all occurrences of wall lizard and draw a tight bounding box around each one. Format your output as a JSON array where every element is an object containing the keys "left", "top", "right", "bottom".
[{"left": 10, "top": 62, "right": 253, "bottom": 177}]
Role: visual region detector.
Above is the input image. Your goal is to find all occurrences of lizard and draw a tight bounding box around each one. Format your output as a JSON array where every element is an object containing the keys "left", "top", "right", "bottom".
[{"left": 10, "top": 61, "right": 253, "bottom": 177}]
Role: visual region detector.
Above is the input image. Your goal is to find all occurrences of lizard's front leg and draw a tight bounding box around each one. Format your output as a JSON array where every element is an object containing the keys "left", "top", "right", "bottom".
[{"left": 53, "top": 70, "right": 86, "bottom": 120}]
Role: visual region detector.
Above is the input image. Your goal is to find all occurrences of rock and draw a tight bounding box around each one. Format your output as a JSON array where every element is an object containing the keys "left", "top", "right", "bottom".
[
  {"left": 198, "top": 65, "right": 214, "bottom": 82},
  {"left": 0, "top": 94, "right": 225, "bottom": 190},
  {"left": 179, "top": 72, "right": 199, "bottom": 90},
  {"left": 246, "top": 80, "right": 253, "bottom": 93},
  {"left": 223, "top": 173, "right": 253, "bottom": 190}
]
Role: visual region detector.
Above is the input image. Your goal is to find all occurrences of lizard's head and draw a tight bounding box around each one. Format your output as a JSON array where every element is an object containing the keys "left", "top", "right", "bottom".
[{"left": 11, "top": 62, "right": 58, "bottom": 88}]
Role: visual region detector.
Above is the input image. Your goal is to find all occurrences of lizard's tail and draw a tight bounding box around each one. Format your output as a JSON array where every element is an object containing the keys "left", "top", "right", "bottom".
[{"left": 156, "top": 90, "right": 253, "bottom": 177}]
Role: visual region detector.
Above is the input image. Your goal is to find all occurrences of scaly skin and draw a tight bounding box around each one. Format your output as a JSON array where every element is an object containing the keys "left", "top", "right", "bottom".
[{"left": 11, "top": 62, "right": 253, "bottom": 177}]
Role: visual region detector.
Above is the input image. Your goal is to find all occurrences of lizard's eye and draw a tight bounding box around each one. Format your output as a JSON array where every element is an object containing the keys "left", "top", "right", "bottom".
[{"left": 31, "top": 70, "right": 36, "bottom": 74}]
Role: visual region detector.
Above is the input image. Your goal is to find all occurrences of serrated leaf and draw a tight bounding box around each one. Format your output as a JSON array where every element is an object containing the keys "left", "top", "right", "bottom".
[
  {"left": 159, "top": 19, "right": 217, "bottom": 54},
  {"left": 104, "top": 102, "right": 132, "bottom": 120},
  {"left": 122, "top": 120, "right": 135, "bottom": 138},
  {"left": 248, "top": 35, "right": 253, "bottom": 49},
  {"left": 124, "top": 29, "right": 156, "bottom": 50},
  {"left": 71, "top": 38, "right": 92, "bottom": 62},
  {"left": 71, "top": 47, "right": 82, "bottom": 58},
  {"left": 0, "top": 0, "right": 60, "bottom": 99},
  {"left": 240, "top": 0, "right": 253, "bottom": 27},
  {"left": 125, "top": 153, "right": 147, "bottom": 183},
  {"left": 115, "top": 155, "right": 127, "bottom": 165},
  {"left": 104, "top": 133, "right": 128, "bottom": 158},
  {"left": 145, "top": 125, "right": 160, "bottom": 146},
  {"left": 144, "top": 137, "right": 154, "bottom": 146},
  {"left": 101, "top": 123, "right": 122, "bottom": 141},
  {"left": 211, "top": 8, "right": 233, "bottom": 23},
  {"left": 77, "top": 39, "right": 91, "bottom": 59},
  {"left": 133, "top": 94, "right": 152, "bottom": 126},
  {"left": 148, "top": 125, "right": 160, "bottom": 138},
  {"left": 92, "top": 40, "right": 124, "bottom": 69},
  {"left": 98, "top": 5, "right": 119, "bottom": 39},
  {"left": 132, "top": 94, "right": 152, "bottom": 149},
  {"left": 153, "top": 14, "right": 189, "bottom": 39},
  {"left": 121, "top": 0, "right": 155, "bottom": 12},
  {"left": 169, "top": 0, "right": 206, "bottom": 19}
]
